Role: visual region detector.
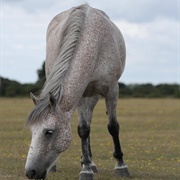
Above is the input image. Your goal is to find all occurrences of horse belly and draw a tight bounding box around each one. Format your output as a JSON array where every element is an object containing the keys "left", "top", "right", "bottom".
[{"left": 83, "top": 81, "right": 109, "bottom": 97}]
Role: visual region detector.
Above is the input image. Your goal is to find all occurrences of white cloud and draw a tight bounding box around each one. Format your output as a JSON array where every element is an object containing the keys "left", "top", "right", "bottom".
[
  {"left": 1, "top": 5, "right": 48, "bottom": 83},
  {"left": 86, "top": 0, "right": 178, "bottom": 22},
  {"left": 3, "top": 0, "right": 178, "bottom": 22},
  {"left": 115, "top": 18, "right": 178, "bottom": 84},
  {"left": 1, "top": 1, "right": 179, "bottom": 84}
]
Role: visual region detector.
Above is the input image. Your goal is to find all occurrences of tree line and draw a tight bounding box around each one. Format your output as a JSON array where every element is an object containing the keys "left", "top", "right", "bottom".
[
  {"left": 0, "top": 62, "right": 179, "bottom": 98},
  {"left": 118, "top": 83, "right": 179, "bottom": 98}
]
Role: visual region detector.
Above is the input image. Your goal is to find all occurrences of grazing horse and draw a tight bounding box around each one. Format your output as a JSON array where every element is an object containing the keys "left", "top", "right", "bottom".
[{"left": 25, "top": 4, "right": 130, "bottom": 180}]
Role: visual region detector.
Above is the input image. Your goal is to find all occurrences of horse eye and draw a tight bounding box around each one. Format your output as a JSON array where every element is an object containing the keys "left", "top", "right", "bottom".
[{"left": 45, "top": 130, "right": 54, "bottom": 137}]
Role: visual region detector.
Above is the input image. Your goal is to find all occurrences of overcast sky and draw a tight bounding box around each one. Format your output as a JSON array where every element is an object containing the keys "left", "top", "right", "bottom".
[{"left": 1, "top": 0, "right": 179, "bottom": 84}]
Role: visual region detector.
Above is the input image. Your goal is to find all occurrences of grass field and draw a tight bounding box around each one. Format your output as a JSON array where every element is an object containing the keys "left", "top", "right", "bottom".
[{"left": 0, "top": 98, "right": 179, "bottom": 180}]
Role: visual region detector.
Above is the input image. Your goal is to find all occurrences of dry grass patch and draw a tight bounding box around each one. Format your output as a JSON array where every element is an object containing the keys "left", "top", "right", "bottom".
[{"left": 0, "top": 98, "right": 179, "bottom": 179}]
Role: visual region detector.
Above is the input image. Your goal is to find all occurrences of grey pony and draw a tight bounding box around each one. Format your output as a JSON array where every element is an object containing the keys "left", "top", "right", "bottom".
[{"left": 25, "top": 4, "right": 130, "bottom": 180}]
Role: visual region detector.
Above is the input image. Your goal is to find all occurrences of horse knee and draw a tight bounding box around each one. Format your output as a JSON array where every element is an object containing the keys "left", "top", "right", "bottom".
[
  {"left": 78, "top": 123, "right": 90, "bottom": 140},
  {"left": 108, "top": 121, "right": 119, "bottom": 137}
]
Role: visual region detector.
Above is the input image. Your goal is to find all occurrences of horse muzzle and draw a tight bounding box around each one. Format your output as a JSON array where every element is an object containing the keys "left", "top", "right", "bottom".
[{"left": 25, "top": 168, "right": 47, "bottom": 179}]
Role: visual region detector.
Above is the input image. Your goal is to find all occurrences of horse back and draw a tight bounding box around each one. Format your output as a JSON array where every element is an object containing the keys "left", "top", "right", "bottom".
[{"left": 46, "top": 4, "right": 126, "bottom": 111}]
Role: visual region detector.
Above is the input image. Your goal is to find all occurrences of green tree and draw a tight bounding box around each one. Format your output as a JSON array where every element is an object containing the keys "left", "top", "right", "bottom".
[
  {"left": 36, "top": 61, "right": 46, "bottom": 86},
  {"left": 118, "top": 83, "right": 132, "bottom": 97},
  {"left": 132, "top": 84, "right": 154, "bottom": 97}
]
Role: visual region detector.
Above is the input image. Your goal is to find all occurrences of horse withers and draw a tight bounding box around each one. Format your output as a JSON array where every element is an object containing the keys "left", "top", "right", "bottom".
[{"left": 25, "top": 4, "right": 130, "bottom": 179}]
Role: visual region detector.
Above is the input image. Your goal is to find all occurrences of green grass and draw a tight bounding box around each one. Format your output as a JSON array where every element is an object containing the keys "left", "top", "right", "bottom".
[{"left": 0, "top": 98, "right": 179, "bottom": 180}]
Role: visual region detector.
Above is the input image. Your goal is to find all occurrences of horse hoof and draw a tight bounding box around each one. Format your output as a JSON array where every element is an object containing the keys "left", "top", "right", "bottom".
[
  {"left": 90, "top": 162, "right": 98, "bottom": 173},
  {"left": 79, "top": 172, "right": 94, "bottom": 180},
  {"left": 114, "top": 163, "right": 131, "bottom": 177}
]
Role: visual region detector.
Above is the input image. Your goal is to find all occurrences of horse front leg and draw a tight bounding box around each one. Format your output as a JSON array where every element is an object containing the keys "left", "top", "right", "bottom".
[
  {"left": 106, "top": 83, "right": 131, "bottom": 177},
  {"left": 78, "top": 123, "right": 94, "bottom": 180},
  {"left": 87, "top": 136, "right": 98, "bottom": 173},
  {"left": 77, "top": 97, "right": 99, "bottom": 180}
]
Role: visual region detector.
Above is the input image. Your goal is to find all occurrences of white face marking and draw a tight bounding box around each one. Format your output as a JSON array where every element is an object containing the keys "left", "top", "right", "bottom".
[
  {"left": 25, "top": 112, "right": 72, "bottom": 175},
  {"left": 26, "top": 117, "right": 54, "bottom": 172}
]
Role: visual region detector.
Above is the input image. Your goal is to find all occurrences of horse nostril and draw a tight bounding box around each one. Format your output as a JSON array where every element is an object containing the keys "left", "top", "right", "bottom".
[
  {"left": 26, "top": 169, "right": 37, "bottom": 179},
  {"left": 31, "top": 170, "right": 36, "bottom": 178}
]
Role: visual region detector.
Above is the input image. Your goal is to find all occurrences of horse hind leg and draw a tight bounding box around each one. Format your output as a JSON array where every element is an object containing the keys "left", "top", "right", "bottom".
[
  {"left": 105, "top": 83, "right": 131, "bottom": 177},
  {"left": 77, "top": 96, "right": 99, "bottom": 180}
]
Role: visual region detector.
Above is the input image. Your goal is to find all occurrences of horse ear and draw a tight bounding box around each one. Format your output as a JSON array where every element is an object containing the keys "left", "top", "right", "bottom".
[
  {"left": 57, "top": 85, "right": 63, "bottom": 103},
  {"left": 30, "top": 92, "right": 39, "bottom": 105},
  {"left": 49, "top": 92, "right": 57, "bottom": 109},
  {"left": 49, "top": 85, "right": 62, "bottom": 109}
]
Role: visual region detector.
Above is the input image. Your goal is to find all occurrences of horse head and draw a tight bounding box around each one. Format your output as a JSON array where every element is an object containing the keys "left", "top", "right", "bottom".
[{"left": 25, "top": 93, "right": 72, "bottom": 179}]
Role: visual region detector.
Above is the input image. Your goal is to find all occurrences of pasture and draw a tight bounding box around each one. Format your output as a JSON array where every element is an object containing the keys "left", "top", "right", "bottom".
[{"left": 0, "top": 98, "right": 179, "bottom": 180}]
